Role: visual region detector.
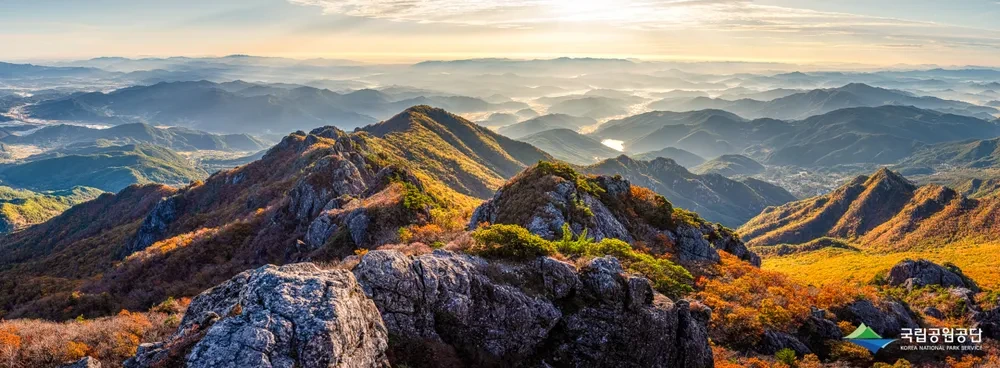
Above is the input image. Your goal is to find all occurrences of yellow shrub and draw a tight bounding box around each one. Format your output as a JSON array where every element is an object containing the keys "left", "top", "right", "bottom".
[{"left": 64, "top": 341, "right": 90, "bottom": 361}]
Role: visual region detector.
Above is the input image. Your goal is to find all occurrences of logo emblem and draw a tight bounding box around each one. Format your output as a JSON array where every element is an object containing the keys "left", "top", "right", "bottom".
[{"left": 844, "top": 323, "right": 897, "bottom": 354}]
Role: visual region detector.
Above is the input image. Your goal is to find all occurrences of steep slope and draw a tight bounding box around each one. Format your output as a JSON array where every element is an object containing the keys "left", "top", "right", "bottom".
[
  {"left": 362, "top": 105, "right": 552, "bottom": 198},
  {"left": 0, "top": 144, "right": 208, "bottom": 192},
  {"left": 0, "top": 106, "right": 544, "bottom": 320},
  {"left": 738, "top": 168, "right": 1000, "bottom": 251},
  {"left": 2, "top": 123, "right": 267, "bottom": 151},
  {"left": 518, "top": 128, "right": 620, "bottom": 165},
  {"left": 692, "top": 154, "right": 765, "bottom": 177},
  {"left": 632, "top": 147, "right": 706, "bottom": 168},
  {"left": 497, "top": 113, "right": 596, "bottom": 139},
  {"left": 582, "top": 156, "right": 795, "bottom": 227}
]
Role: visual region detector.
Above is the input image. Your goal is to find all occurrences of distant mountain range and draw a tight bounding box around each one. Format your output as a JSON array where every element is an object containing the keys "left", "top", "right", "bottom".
[
  {"left": 518, "top": 128, "right": 620, "bottom": 165},
  {"left": 583, "top": 155, "right": 795, "bottom": 227},
  {"left": 0, "top": 61, "right": 114, "bottom": 79},
  {"left": 590, "top": 105, "right": 1000, "bottom": 167},
  {"left": 591, "top": 109, "right": 744, "bottom": 143},
  {"left": 2, "top": 123, "right": 267, "bottom": 152},
  {"left": 21, "top": 81, "right": 529, "bottom": 134},
  {"left": 497, "top": 114, "right": 596, "bottom": 139},
  {"left": 647, "top": 83, "right": 998, "bottom": 120},
  {"left": 0, "top": 144, "right": 207, "bottom": 192},
  {"left": 631, "top": 147, "right": 706, "bottom": 168},
  {"left": 544, "top": 96, "right": 631, "bottom": 120},
  {"left": 692, "top": 155, "right": 764, "bottom": 177}
]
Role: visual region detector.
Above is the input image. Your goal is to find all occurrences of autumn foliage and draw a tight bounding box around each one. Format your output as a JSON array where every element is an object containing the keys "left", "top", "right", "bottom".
[
  {"left": 0, "top": 299, "right": 185, "bottom": 368},
  {"left": 696, "top": 253, "right": 877, "bottom": 349}
]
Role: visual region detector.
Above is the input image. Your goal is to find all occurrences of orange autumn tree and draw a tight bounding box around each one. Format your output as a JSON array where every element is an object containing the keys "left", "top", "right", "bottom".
[
  {"left": 0, "top": 325, "right": 21, "bottom": 366},
  {"left": 696, "top": 253, "right": 876, "bottom": 349}
]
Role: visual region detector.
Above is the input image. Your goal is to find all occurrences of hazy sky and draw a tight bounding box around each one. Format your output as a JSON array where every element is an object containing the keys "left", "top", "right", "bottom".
[{"left": 3, "top": 0, "right": 1000, "bottom": 66}]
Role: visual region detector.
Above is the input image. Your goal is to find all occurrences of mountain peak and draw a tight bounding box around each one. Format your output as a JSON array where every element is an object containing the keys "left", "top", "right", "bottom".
[{"left": 865, "top": 168, "right": 914, "bottom": 191}]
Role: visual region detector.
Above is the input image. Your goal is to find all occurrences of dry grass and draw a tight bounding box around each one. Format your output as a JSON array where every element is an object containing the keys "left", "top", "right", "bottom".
[
  {"left": 762, "top": 240, "right": 1000, "bottom": 290},
  {"left": 0, "top": 309, "right": 180, "bottom": 368}
]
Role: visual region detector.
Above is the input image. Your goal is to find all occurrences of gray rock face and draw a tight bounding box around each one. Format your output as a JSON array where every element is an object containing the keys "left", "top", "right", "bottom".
[
  {"left": 756, "top": 331, "right": 810, "bottom": 356},
  {"left": 671, "top": 225, "right": 720, "bottom": 264},
  {"left": 973, "top": 306, "right": 1000, "bottom": 340},
  {"left": 59, "top": 357, "right": 101, "bottom": 368},
  {"left": 305, "top": 215, "right": 337, "bottom": 248},
  {"left": 833, "top": 299, "right": 918, "bottom": 338},
  {"left": 888, "top": 259, "right": 978, "bottom": 291},
  {"left": 345, "top": 209, "right": 370, "bottom": 245},
  {"left": 288, "top": 155, "right": 368, "bottom": 222},
  {"left": 353, "top": 250, "right": 713, "bottom": 368},
  {"left": 923, "top": 307, "right": 945, "bottom": 319},
  {"left": 127, "top": 263, "right": 389, "bottom": 368},
  {"left": 123, "top": 194, "right": 183, "bottom": 258},
  {"left": 796, "top": 313, "right": 842, "bottom": 358},
  {"left": 467, "top": 171, "right": 759, "bottom": 267}
]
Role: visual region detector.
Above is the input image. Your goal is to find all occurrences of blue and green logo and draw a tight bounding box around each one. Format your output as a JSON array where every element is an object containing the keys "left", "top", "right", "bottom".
[{"left": 844, "top": 323, "right": 897, "bottom": 354}]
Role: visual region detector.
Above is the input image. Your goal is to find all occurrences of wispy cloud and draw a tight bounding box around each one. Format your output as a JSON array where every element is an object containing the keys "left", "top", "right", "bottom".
[{"left": 288, "top": 0, "right": 1000, "bottom": 51}]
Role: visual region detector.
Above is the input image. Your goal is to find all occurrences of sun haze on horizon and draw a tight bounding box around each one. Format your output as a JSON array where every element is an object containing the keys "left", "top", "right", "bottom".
[{"left": 1, "top": 0, "right": 1000, "bottom": 67}]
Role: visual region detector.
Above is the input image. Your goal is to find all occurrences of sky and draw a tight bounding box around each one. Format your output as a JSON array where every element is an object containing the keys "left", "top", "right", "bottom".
[{"left": 2, "top": 0, "right": 1000, "bottom": 67}]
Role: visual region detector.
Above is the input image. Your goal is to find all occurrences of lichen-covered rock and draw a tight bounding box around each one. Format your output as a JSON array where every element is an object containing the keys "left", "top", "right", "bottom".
[
  {"left": 59, "top": 357, "right": 101, "bottom": 368},
  {"left": 287, "top": 155, "right": 368, "bottom": 222},
  {"left": 127, "top": 263, "right": 389, "bottom": 368},
  {"left": 888, "top": 259, "right": 978, "bottom": 292},
  {"left": 353, "top": 250, "right": 713, "bottom": 368},
  {"left": 833, "top": 299, "right": 918, "bottom": 338}
]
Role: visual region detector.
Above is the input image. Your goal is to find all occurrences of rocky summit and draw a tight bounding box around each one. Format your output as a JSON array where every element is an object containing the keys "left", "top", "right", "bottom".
[
  {"left": 469, "top": 161, "right": 760, "bottom": 266},
  {"left": 127, "top": 250, "right": 714, "bottom": 368}
]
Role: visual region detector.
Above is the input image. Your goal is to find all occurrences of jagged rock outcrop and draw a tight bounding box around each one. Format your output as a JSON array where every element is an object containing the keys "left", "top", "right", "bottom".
[
  {"left": 973, "top": 307, "right": 1000, "bottom": 340},
  {"left": 287, "top": 153, "right": 370, "bottom": 222},
  {"left": 353, "top": 249, "right": 714, "bottom": 368},
  {"left": 923, "top": 306, "right": 945, "bottom": 319},
  {"left": 126, "top": 263, "right": 389, "bottom": 368},
  {"left": 887, "top": 259, "right": 979, "bottom": 292},
  {"left": 832, "top": 299, "right": 919, "bottom": 338},
  {"left": 795, "top": 309, "right": 842, "bottom": 359},
  {"left": 468, "top": 163, "right": 760, "bottom": 267},
  {"left": 59, "top": 357, "right": 101, "bottom": 368},
  {"left": 755, "top": 331, "right": 810, "bottom": 356},
  {"left": 122, "top": 194, "right": 183, "bottom": 258}
]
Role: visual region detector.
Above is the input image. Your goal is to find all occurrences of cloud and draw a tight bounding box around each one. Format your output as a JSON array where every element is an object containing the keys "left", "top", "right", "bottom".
[
  {"left": 287, "top": 0, "right": 1000, "bottom": 55},
  {"left": 286, "top": 0, "right": 752, "bottom": 27}
]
